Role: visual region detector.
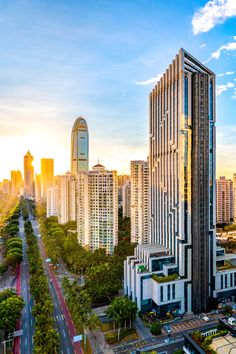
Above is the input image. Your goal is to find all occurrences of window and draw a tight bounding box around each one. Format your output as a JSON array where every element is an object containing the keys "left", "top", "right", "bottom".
[
  {"left": 172, "top": 284, "right": 175, "bottom": 299},
  {"left": 167, "top": 285, "right": 171, "bottom": 300},
  {"left": 225, "top": 274, "right": 228, "bottom": 288},
  {"left": 231, "top": 273, "right": 233, "bottom": 287},
  {"left": 160, "top": 286, "right": 163, "bottom": 302},
  {"left": 221, "top": 274, "right": 223, "bottom": 289}
]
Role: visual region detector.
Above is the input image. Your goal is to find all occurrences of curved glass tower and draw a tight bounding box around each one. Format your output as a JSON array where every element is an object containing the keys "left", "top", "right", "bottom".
[{"left": 71, "top": 117, "right": 89, "bottom": 175}]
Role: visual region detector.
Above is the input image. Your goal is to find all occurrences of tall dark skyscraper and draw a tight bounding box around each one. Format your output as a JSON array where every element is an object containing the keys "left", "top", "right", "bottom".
[
  {"left": 124, "top": 49, "right": 234, "bottom": 316},
  {"left": 71, "top": 117, "right": 89, "bottom": 175}
]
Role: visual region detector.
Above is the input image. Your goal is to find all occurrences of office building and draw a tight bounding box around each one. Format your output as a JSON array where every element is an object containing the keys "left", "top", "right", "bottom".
[
  {"left": 130, "top": 161, "right": 150, "bottom": 244},
  {"left": 216, "top": 176, "right": 234, "bottom": 224},
  {"left": 2, "top": 179, "right": 11, "bottom": 195},
  {"left": 58, "top": 172, "right": 76, "bottom": 224},
  {"left": 11, "top": 170, "right": 22, "bottom": 196},
  {"left": 24, "top": 151, "right": 34, "bottom": 198},
  {"left": 77, "top": 163, "right": 118, "bottom": 254},
  {"left": 233, "top": 173, "right": 236, "bottom": 223},
  {"left": 41, "top": 158, "right": 54, "bottom": 200},
  {"left": 125, "top": 49, "right": 236, "bottom": 315},
  {"left": 122, "top": 180, "right": 131, "bottom": 218},
  {"left": 71, "top": 117, "right": 89, "bottom": 175}
]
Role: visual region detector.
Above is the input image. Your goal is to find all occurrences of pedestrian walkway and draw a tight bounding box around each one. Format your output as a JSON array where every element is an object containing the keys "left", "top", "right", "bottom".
[
  {"left": 133, "top": 315, "right": 154, "bottom": 340},
  {"left": 87, "top": 328, "right": 114, "bottom": 354}
]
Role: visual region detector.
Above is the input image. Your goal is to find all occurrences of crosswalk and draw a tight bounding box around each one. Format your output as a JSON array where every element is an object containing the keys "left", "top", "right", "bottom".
[
  {"left": 54, "top": 314, "right": 65, "bottom": 322},
  {"left": 170, "top": 319, "right": 206, "bottom": 333}
]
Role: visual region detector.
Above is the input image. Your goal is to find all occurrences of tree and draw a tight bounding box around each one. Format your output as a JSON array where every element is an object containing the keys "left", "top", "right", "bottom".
[
  {"left": 0, "top": 295, "right": 24, "bottom": 332},
  {"left": 106, "top": 297, "right": 137, "bottom": 341}
]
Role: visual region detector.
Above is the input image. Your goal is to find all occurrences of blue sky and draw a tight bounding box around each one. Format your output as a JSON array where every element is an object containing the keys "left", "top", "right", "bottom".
[{"left": 0, "top": 0, "right": 235, "bottom": 179}]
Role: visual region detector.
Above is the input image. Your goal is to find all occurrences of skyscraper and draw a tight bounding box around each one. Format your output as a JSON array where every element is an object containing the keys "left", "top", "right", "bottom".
[
  {"left": 47, "top": 186, "right": 59, "bottom": 218},
  {"left": 122, "top": 180, "right": 131, "bottom": 219},
  {"left": 130, "top": 161, "right": 150, "bottom": 244},
  {"left": 24, "top": 151, "right": 34, "bottom": 198},
  {"left": 41, "top": 158, "right": 54, "bottom": 200},
  {"left": 11, "top": 170, "right": 22, "bottom": 196},
  {"left": 233, "top": 173, "right": 236, "bottom": 223},
  {"left": 216, "top": 176, "right": 234, "bottom": 224},
  {"left": 71, "top": 117, "right": 89, "bottom": 175},
  {"left": 77, "top": 163, "right": 118, "bottom": 254},
  {"left": 125, "top": 49, "right": 236, "bottom": 315}
]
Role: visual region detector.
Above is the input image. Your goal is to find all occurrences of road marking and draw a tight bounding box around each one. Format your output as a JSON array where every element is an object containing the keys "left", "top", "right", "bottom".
[
  {"left": 25, "top": 337, "right": 27, "bottom": 346},
  {"left": 67, "top": 349, "right": 70, "bottom": 354},
  {"left": 63, "top": 329, "right": 66, "bottom": 337},
  {"left": 25, "top": 322, "right": 27, "bottom": 328}
]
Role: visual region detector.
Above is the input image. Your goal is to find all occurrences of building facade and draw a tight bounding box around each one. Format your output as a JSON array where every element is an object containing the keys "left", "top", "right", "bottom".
[
  {"left": 77, "top": 164, "right": 118, "bottom": 254},
  {"left": 130, "top": 161, "right": 150, "bottom": 244},
  {"left": 122, "top": 180, "right": 131, "bottom": 218},
  {"left": 71, "top": 117, "right": 89, "bottom": 175},
  {"left": 216, "top": 176, "right": 234, "bottom": 224},
  {"left": 57, "top": 173, "right": 76, "bottom": 224},
  {"left": 24, "top": 150, "right": 34, "bottom": 198},
  {"left": 47, "top": 186, "right": 59, "bottom": 218},
  {"left": 124, "top": 48, "right": 236, "bottom": 315},
  {"left": 41, "top": 158, "right": 54, "bottom": 200},
  {"left": 11, "top": 170, "right": 22, "bottom": 196}
]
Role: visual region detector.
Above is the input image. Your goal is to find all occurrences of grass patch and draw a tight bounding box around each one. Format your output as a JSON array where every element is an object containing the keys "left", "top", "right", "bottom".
[
  {"left": 105, "top": 328, "right": 137, "bottom": 344},
  {"left": 100, "top": 321, "right": 114, "bottom": 332}
]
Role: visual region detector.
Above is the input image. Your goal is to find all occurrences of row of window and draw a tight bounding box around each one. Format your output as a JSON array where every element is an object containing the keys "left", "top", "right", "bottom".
[{"left": 160, "top": 284, "right": 176, "bottom": 302}]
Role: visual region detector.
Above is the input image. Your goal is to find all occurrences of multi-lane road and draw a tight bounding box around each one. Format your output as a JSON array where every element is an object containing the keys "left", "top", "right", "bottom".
[
  {"left": 30, "top": 216, "right": 82, "bottom": 354},
  {"left": 19, "top": 216, "right": 34, "bottom": 354}
]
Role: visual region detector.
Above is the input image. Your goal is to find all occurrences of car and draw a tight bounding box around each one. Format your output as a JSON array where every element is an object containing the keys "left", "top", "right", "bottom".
[
  {"left": 38, "top": 234, "right": 41, "bottom": 238},
  {"left": 164, "top": 324, "right": 172, "bottom": 333},
  {"left": 202, "top": 316, "right": 210, "bottom": 322}
]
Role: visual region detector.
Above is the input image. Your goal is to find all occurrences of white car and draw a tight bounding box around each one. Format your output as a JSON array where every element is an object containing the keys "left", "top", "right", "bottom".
[{"left": 202, "top": 316, "right": 210, "bottom": 322}]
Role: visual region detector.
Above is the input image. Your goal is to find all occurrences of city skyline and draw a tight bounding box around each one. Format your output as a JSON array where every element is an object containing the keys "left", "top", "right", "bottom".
[{"left": 0, "top": 0, "right": 236, "bottom": 179}]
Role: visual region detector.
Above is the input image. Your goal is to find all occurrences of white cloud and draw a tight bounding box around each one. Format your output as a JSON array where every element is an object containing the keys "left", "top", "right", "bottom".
[
  {"left": 192, "top": 0, "right": 236, "bottom": 35},
  {"left": 216, "top": 82, "right": 234, "bottom": 95},
  {"left": 218, "top": 71, "right": 234, "bottom": 76},
  {"left": 232, "top": 87, "right": 236, "bottom": 99},
  {"left": 200, "top": 43, "right": 207, "bottom": 48},
  {"left": 205, "top": 38, "right": 236, "bottom": 62},
  {"left": 135, "top": 74, "right": 162, "bottom": 86}
]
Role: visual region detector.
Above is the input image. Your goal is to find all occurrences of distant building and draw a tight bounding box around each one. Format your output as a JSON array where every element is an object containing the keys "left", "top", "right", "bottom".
[
  {"left": 58, "top": 172, "right": 76, "bottom": 224},
  {"left": 216, "top": 176, "right": 234, "bottom": 224},
  {"left": 2, "top": 179, "right": 11, "bottom": 195},
  {"left": 77, "top": 164, "right": 118, "bottom": 254},
  {"left": 233, "top": 173, "right": 236, "bottom": 224},
  {"left": 35, "top": 174, "right": 41, "bottom": 203},
  {"left": 122, "top": 180, "right": 131, "bottom": 218},
  {"left": 130, "top": 160, "right": 150, "bottom": 244},
  {"left": 41, "top": 158, "right": 54, "bottom": 200},
  {"left": 24, "top": 151, "right": 34, "bottom": 198},
  {"left": 71, "top": 117, "right": 89, "bottom": 175},
  {"left": 117, "top": 175, "right": 130, "bottom": 204},
  {"left": 47, "top": 186, "right": 59, "bottom": 218},
  {"left": 11, "top": 170, "right": 22, "bottom": 196}
]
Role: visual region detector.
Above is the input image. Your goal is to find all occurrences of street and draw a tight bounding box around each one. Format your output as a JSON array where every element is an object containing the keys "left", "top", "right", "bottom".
[
  {"left": 19, "top": 216, "right": 34, "bottom": 354},
  {"left": 30, "top": 216, "right": 83, "bottom": 354}
]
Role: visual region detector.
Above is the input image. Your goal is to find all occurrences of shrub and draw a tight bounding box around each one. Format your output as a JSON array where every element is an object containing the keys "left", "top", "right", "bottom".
[{"left": 150, "top": 322, "right": 161, "bottom": 335}]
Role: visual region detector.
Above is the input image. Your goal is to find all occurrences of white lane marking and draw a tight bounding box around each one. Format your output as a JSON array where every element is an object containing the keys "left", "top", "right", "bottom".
[
  {"left": 62, "top": 329, "right": 66, "bottom": 338},
  {"left": 32, "top": 337, "right": 33, "bottom": 344},
  {"left": 31, "top": 319, "right": 33, "bottom": 326},
  {"left": 25, "top": 322, "right": 27, "bottom": 328},
  {"left": 67, "top": 348, "right": 70, "bottom": 354},
  {"left": 56, "top": 315, "right": 59, "bottom": 321},
  {"left": 25, "top": 337, "right": 27, "bottom": 345}
]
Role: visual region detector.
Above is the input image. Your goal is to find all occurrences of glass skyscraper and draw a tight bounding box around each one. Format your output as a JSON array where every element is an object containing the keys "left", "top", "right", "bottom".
[{"left": 71, "top": 117, "right": 89, "bottom": 175}]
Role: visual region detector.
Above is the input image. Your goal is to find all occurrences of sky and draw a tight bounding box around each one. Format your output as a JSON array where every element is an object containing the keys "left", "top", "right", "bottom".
[{"left": 0, "top": 0, "right": 236, "bottom": 180}]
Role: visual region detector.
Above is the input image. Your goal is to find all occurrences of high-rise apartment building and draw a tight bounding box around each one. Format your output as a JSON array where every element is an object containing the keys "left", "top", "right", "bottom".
[
  {"left": 71, "top": 117, "right": 89, "bottom": 175},
  {"left": 77, "top": 163, "right": 118, "bottom": 254},
  {"left": 2, "top": 179, "right": 11, "bottom": 194},
  {"left": 117, "top": 174, "right": 130, "bottom": 204},
  {"left": 47, "top": 186, "right": 59, "bottom": 218},
  {"left": 122, "top": 180, "right": 131, "bottom": 218},
  {"left": 130, "top": 161, "right": 150, "bottom": 244},
  {"left": 24, "top": 151, "right": 34, "bottom": 198},
  {"left": 216, "top": 176, "right": 233, "bottom": 224},
  {"left": 125, "top": 49, "right": 236, "bottom": 315},
  {"left": 233, "top": 173, "right": 236, "bottom": 223},
  {"left": 58, "top": 172, "right": 76, "bottom": 224},
  {"left": 11, "top": 170, "right": 22, "bottom": 196},
  {"left": 41, "top": 159, "right": 54, "bottom": 200}
]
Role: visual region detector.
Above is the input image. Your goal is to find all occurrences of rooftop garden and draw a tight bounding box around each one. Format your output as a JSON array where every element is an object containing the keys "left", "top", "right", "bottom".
[
  {"left": 217, "top": 261, "right": 236, "bottom": 271},
  {"left": 152, "top": 273, "right": 178, "bottom": 283}
]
